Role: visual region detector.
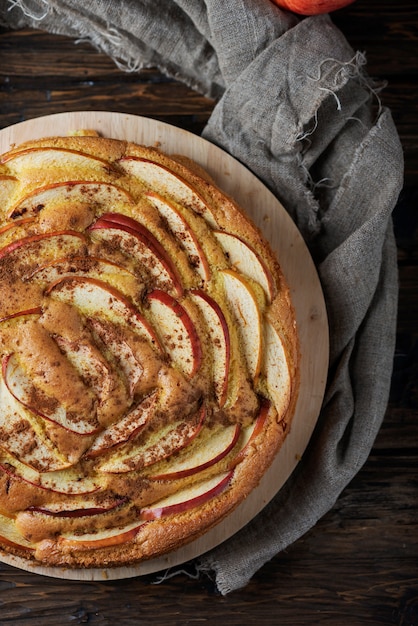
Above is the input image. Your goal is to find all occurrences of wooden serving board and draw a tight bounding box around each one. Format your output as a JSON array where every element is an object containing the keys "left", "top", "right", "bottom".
[{"left": 0, "top": 111, "right": 329, "bottom": 581}]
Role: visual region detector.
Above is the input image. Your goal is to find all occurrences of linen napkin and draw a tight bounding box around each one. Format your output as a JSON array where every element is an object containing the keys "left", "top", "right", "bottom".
[{"left": 0, "top": 0, "right": 404, "bottom": 594}]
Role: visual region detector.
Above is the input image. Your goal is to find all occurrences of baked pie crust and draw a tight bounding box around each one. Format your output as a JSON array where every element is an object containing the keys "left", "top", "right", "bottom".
[{"left": 0, "top": 132, "right": 299, "bottom": 568}]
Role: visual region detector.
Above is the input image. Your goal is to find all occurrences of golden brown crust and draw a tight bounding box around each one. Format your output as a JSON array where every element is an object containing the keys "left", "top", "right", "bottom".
[{"left": 0, "top": 133, "right": 299, "bottom": 569}]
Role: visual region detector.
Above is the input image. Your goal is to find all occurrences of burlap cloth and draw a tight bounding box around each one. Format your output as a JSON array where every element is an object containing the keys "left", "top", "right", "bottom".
[{"left": 0, "top": 0, "right": 404, "bottom": 594}]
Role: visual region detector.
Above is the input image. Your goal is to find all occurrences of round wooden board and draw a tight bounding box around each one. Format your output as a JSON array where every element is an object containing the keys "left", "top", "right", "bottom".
[{"left": 0, "top": 111, "right": 329, "bottom": 581}]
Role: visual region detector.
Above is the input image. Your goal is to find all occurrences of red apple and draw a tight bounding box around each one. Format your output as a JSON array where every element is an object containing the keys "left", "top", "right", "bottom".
[
  {"left": 0, "top": 216, "right": 35, "bottom": 235},
  {"left": 83, "top": 392, "right": 158, "bottom": 459},
  {"left": 229, "top": 398, "right": 271, "bottom": 467},
  {"left": 147, "top": 289, "right": 202, "bottom": 378},
  {"left": 189, "top": 289, "right": 230, "bottom": 407},
  {"left": 0, "top": 455, "right": 101, "bottom": 495},
  {"left": 27, "top": 496, "right": 128, "bottom": 519},
  {"left": 89, "top": 213, "right": 183, "bottom": 297},
  {"left": 0, "top": 307, "right": 42, "bottom": 324},
  {"left": 149, "top": 423, "right": 240, "bottom": 480},
  {"left": 139, "top": 470, "right": 234, "bottom": 520},
  {"left": 0, "top": 230, "right": 87, "bottom": 262},
  {"left": 28, "top": 255, "right": 139, "bottom": 293},
  {"left": 7, "top": 180, "right": 134, "bottom": 220},
  {"left": 270, "top": 0, "right": 356, "bottom": 15},
  {"left": 59, "top": 520, "right": 148, "bottom": 549},
  {"left": 146, "top": 191, "right": 211, "bottom": 284},
  {"left": 0, "top": 146, "right": 112, "bottom": 170},
  {"left": 98, "top": 405, "right": 206, "bottom": 474}
]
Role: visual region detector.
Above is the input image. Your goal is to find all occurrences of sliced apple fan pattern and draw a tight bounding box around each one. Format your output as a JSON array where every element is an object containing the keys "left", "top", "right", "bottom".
[{"left": 0, "top": 140, "right": 292, "bottom": 557}]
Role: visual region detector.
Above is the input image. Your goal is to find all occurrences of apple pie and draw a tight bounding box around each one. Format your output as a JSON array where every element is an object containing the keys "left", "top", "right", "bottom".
[{"left": 0, "top": 132, "right": 299, "bottom": 569}]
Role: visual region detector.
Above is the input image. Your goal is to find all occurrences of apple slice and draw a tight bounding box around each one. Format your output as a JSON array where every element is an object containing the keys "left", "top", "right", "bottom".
[
  {"left": 7, "top": 180, "right": 134, "bottom": 220},
  {"left": 146, "top": 192, "right": 211, "bottom": 284},
  {"left": 262, "top": 321, "right": 292, "bottom": 420},
  {"left": 28, "top": 256, "right": 139, "bottom": 295},
  {"left": 147, "top": 289, "right": 202, "bottom": 378},
  {"left": 220, "top": 269, "right": 263, "bottom": 381},
  {"left": 59, "top": 519, "right": 147, "bottom": 550},
  {"left": 89, "top": 213, "right": 183, "bottom": 297},
  {"left": 88, "top": 318, "right": 148, "bottom": 397},
  {"left": 0, "top": 453, "right": 100, "bottom": 495},
  {"left": 229, "top": 398, "right": 271, "bottom": 468},
  {"left": 119, "top": 157, "right": 218, "bottom": 227},
  {"left": 0, "top": 307, "right": 42, "bottom": 324},
  {"left": 139, "top": 470, "right": 234, "bottom": 520},
  {"left": 98, "top": 405, "right": 206, "bottom": 474},
  {"left": 213, "top": 231, "right": 275, "bottom": 302},
  {"left": 54, "top": 336, "right": 113, "bottom": 395},
  {"left": 2, "top": 353, "right": 101, "bottom": 436},
  {"left": 0, "top": 376, "right": 71, "bottom": 472},
  {"left": 46, "top": 276, "right": 163, "bottom": 353},
  {"left": 84, "top": 392, "right": 158, "bottom": 459},
  {"left": 149, "top": 422, "right": 240, "bottom": 480},
  {"left": 27, "top": 496, "right": 128, "bottom": 519},
  {"left": 0, "top": 216, "right": 35, "bottom": 236},
  {"left": 0, "top": 146, "right": 113, "bottom": 174},
  {"left": 0, "top": 174, "right": 18, "bottom": 209},
  {"left": 189, "top": 289, "right": 230, "bottom": 407},
  {"left": 53, "top": 335, "right": 130, "bottom": 428},
  {"left": 0, "top": 230, "right": 87, "bottom": 265},
  {"left": 0, "top": 514, "right": 35, "bottom": 552}
]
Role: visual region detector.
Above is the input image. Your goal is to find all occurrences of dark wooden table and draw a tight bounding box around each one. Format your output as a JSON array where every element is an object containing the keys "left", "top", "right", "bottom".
[{"left": 0, "top": 2, "right": 417, "bottom": 624}]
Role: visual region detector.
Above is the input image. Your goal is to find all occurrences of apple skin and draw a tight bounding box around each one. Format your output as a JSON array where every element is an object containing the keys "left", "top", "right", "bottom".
[
  {"left": 0, "top": 146, "right": 111, "bottom": 169},
  {"left": 0, "top": 459, "right": 101, "bottom": 496},
  {"left": 59, "top": 521, "right": 148, "bottom": 550},
  {"left": 146, "top": 191, "right": 211, "bottom": 284},
  {"left": 270, "top": 0, "right": 355, "bottom": 15},
  {"left": 0, "top": 216, "right": 35, "bottom": 235},
  {"left": 26, "top": 497, "right": 128, "bottom": 519},
  {"left": 139, "top": 470, "right": 234, "bottom": 521},
  {"left": 0, "top": 230, "right": 86, "bottom": 261},
  {"left": 229, "top": 398, "right": 270, "bottom": 468},
  {"left": 149, "top": 423, "right": 241, "bottom": 481},
  {"left": 0, "top": 307, "right": 42, "bottom": 324},
  {"left": 147, "top": 289, "right": 203, "bottom": 378},
  {"left": 98, "top": 405, "right": 206, "bottom": 474},
  {"left": 83, "top": 392, "right": 158, "bottom": 459},
  {"left": 89, "top": 213, "right": 184, "bottom": 297},
  {"left": 189, "top": 289, "right": 230, "bottom": 407},
  {"left": 7, "top": 180, "right": 134, "bottom": 220}
]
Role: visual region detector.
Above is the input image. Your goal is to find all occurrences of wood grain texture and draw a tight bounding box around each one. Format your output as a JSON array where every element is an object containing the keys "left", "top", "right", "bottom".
[{"left": 0, "top": 0, "right": 417, "bottom": 623}]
